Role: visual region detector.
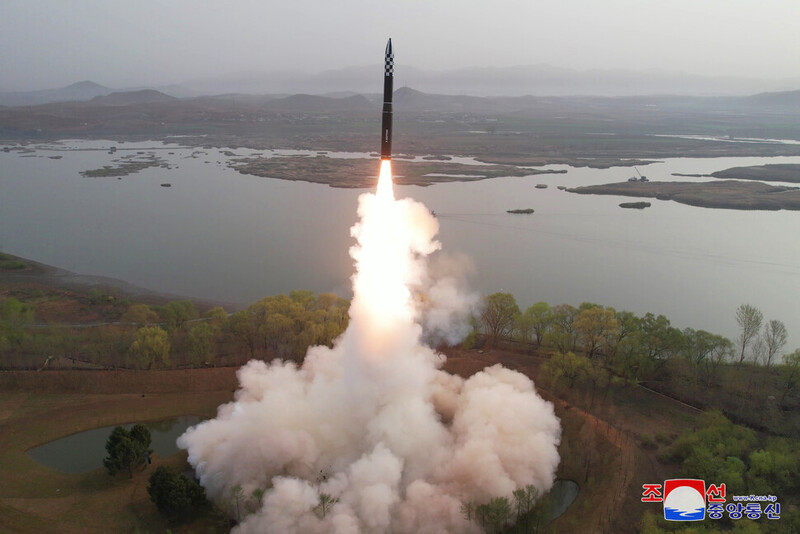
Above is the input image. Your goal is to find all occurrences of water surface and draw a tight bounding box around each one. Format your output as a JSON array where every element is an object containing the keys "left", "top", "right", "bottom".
[
  {"left": 2, "top": 140, "right": 799, "bottom": 345},
  {"left": 27, "top": 416, "right": 202, "bottom": 474}
]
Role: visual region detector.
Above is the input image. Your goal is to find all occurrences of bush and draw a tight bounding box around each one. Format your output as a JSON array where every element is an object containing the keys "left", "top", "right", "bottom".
[{"left": 147, "top": 466, "right": 208, "bottom": 519}]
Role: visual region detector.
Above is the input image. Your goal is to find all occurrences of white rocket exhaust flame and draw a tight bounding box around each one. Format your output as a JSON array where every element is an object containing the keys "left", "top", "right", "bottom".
[{"left": 178, "top": 161, "right": 561, "bottom": 533}]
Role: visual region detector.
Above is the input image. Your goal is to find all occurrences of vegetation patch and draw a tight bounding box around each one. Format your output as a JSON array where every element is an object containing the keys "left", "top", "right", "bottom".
[
  {"left": 569, "top": 180, "right": 800, "bottom": 210},
  {"left": 710, "top": 163, "right": 800, "bottom": 183},
  {"left": 229, "top": 155, "right": 550, "bottom": 188},
  {"left": 80, "top": 154, "right": 169, "bottom": 177}
]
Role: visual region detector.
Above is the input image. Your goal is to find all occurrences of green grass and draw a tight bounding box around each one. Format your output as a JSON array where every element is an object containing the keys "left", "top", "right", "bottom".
[{"left": 0, "top": 388, "right": 232, "bottom": 533}]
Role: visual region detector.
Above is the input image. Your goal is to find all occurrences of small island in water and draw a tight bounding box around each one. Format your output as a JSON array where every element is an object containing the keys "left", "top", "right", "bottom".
[
  {"left": 568, "top": 180, "right": 800, "bottom": 211},
  {"left": 507, "top": 208, "right": 535, "bottom": 214},
  {"left": 619, "top": 202, "right": 651, "bottom": 209},
  {"left": 709, "top": 163, "right": 800, "bottom": 183}
]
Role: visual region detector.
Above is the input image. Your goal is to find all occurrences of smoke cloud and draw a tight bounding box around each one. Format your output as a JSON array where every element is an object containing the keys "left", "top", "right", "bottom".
[{"left": 178, "top": 163, "right": 561, "bottom": 533}]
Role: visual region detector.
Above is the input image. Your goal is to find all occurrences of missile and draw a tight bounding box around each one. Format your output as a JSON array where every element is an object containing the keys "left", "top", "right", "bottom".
[{"left": 380, "top": 38, "right": 393, "bottom": 161}]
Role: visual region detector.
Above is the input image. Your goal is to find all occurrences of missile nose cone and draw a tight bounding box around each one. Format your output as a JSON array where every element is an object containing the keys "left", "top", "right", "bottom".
[{"left": 384, "top": 38, "right": 394, "bottom": 77}]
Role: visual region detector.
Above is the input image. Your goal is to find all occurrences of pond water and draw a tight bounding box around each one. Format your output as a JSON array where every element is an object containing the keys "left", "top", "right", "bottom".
[
  {"left": 26, "top": 416, "right": 202, "bottom": 474},
  {"left": 1, "top": 139, "right": 799, "bottom": 345},
  {"left": 548, "top": 479, "right": 580, "bottom": 520}
]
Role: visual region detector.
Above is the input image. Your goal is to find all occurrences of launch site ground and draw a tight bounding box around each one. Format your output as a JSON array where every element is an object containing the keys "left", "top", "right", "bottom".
[
  {"left": 0, "top": 259, "right": 699, "bottom": 533},
  {"left": 0, "top": 342, "right": 696, "bottom": 534}
]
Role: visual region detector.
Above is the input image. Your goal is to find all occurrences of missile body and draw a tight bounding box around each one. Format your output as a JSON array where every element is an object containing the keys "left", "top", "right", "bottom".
[{"left": 380, "top": 39, "right": 393, "bottom": 160}]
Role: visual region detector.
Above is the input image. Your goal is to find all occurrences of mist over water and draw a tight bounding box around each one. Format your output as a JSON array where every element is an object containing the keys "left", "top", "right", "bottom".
[{"left": 177, "top": 162, "right": 561, "bottom": 532}]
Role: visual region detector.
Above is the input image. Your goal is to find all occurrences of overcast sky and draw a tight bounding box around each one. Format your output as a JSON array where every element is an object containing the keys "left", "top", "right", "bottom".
[{"left": 2, "top": 0, "right": 799, "bottom": 92}]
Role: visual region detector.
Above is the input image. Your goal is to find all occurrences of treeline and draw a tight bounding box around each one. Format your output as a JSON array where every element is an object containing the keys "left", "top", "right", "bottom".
[
  {"left": 476, "top": 293, "right": 800, "bottom": 438},
  {"left": 0, "top": 290, "right": 349, "bottom": 370}
]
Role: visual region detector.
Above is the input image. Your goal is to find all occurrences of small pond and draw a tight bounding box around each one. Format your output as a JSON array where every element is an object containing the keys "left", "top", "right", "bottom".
[
  {"left": 549, "top": 479, "right": 580, "bottom": 520},
  {"left": 27, "top": 415, "right": 201, "bottom": 474}
]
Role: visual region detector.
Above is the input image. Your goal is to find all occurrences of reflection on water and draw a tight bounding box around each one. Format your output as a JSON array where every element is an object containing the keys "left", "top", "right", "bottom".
[{"left": 27, "top": 416, "right": 202, "bottom": 474}]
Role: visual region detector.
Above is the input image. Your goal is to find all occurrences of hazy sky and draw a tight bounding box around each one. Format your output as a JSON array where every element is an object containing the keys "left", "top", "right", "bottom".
[{"left": 2, "top": 0, "right": 799, "bottom": 91}]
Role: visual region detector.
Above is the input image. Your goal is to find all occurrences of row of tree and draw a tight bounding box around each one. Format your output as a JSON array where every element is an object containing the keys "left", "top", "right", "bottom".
[
  {"left": 124, "top": 292, "right": 350, "bottom": 369},
  {"left": 1, "top": 291, "right": 351, "bottom": 370},
  {"left": 479, "top": 293, "right": 797, "bottom": 386},
  {"left": 478, "top": 293, "right": 800, "bottom": 438},
  {"left": 461, "top": 485, "right": 551, "bottom": 534}
]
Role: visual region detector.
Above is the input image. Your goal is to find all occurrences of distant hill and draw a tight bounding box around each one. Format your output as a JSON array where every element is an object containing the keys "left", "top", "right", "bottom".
[
  {"left": 89, "top": 90, "right": 178, "bottom": 106},
  {"left": 180, "top": 64, "right": 800, "bottom": 98},
  {"left": 394, "top": 87, "right": 495, "bottom": 112},
  {"left": 0, "top": 81, "right": 112, "bottom": 107},
  {"left": 744, "top": 89, "right": 800, "bottom": 107}
]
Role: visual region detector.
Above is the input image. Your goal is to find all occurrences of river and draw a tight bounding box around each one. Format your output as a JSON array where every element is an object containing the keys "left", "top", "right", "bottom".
[{"left": 1, "top": 139, "right": 799, "bottom": 347}]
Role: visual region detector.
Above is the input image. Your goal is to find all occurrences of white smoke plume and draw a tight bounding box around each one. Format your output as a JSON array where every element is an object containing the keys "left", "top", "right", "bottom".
[
  {"left": 414, "top": 251, "right": 480, "bottom": 346},
  {"left": 178, "top": 161, "right": 561, "bottom": 533}
]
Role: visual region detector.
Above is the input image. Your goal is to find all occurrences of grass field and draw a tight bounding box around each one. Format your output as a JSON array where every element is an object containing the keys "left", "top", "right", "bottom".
[{"left": 0, "top": 371, "right": 236, "bottom": 533}]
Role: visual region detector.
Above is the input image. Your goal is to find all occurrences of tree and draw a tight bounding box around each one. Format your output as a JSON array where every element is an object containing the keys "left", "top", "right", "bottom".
[
  {"left": 541, "top": 352, "right": 590, "bottom": 392},
  {"left": 147, "top": 466, "right": 207, "bottom": 518},
  {"left": 158, "top": 300, "right": 198, "bottom": 330},
  {"left": 480, "top": 293, "right": 520, "bottom": 346},
  {"left": 228, "top": 310, "right": 257, "bottom": 358},
  {"left": 735, "top": 304, "right": 763, "bottom": 365},
  {"left": 574, "top": 306, "right": 617, "bottom": 359},
  {"left": 120, "top": 304, "right": 159, "bottom": 327},
  {"left": 585, "top": 357, "right": 611, "bottom": 407},
  {"left": 129, "top": 423, "right": 153, "bottom": 457},
  {"left": 762, "top": 319, "right": 787, "bottom": 368},
  {"left": 129, "top": 326, "right": 171, "bottom": 369},
  {"left": 512, "top": 485, "right": 540, "bottom": 532},
  {"left": 185, "top": 322, "right": 214, "bottom": 366},
  {"left": 476, "top": 497, "right": 511, "bottom": 534},
  {"left": 525, "top": 302, "right": 553, "bottom": 347},
  {"left": 550, "top": 304, "right": 578, "bottom": 353},
  {"left": 515, "top": 311, "right": 535, "bottom": 345},
  {"left": 682, "top": 329, "right": 732, "bottom": 386},
  {"left": 204, "top": 306, "right": 228, "bottom": 333},
  {"left": 104, "top": 425, "right": 150, "bottom": 478},
  {"left": 640, "top": 313, "right": 682, "bottom": 362}
]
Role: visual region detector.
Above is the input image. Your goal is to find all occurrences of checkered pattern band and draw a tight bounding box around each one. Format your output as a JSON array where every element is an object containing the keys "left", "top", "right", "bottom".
[{"left": 385, "top": 53, "right": 394, "bottom": 76}]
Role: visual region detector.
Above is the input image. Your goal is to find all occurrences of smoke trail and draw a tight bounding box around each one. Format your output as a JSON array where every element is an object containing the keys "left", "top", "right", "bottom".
[{"left": 178, "top": 161, "right": 561, "bottom": 533}]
